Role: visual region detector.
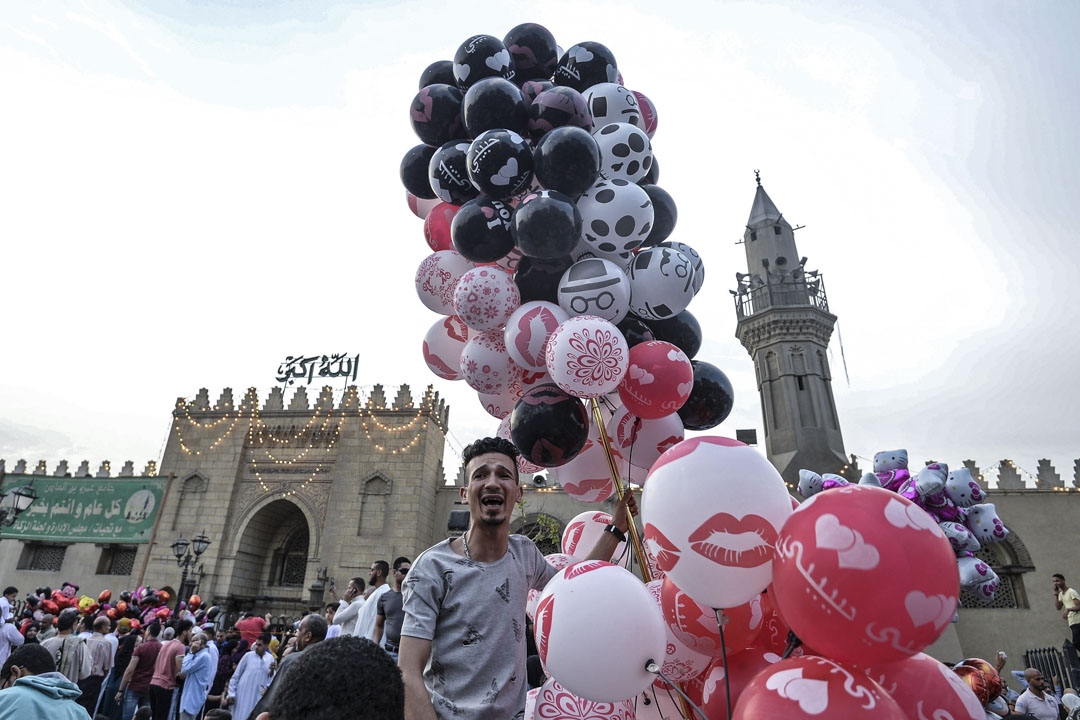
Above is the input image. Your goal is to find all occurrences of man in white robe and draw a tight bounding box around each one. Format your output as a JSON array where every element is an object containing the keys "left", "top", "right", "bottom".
[{"left": 224, "top": 632, "right": 275, "bottom": 720}]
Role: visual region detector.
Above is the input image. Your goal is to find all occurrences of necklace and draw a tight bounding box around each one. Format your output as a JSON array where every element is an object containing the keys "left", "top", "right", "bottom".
[{"left": 462, "top": 531, "right": 471, "bottom": 561}]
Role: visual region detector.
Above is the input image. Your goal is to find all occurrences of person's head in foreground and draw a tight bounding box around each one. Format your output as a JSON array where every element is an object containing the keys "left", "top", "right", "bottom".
[{"left": 256, "top": 636, "right": 403, "bottom": 720}]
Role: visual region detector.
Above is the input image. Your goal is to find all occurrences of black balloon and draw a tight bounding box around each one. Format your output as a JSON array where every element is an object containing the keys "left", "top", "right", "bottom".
[
  {"left": 515, "top": 255, "right": 573, "bottom": 303},
  {"left": 463, "top": 78, "right": 529, "bottom": 137},
  {"left": 451, "top": 196, "right": 515, "bottom": 262},
  {"left": 617, "top": 315, "right": 657, "bottom": 347},
  {"left": 400, "top": 144, "right": 437, "bottom": 199},
  {"left": 419, "top": 60, "right": 456, "bottom": 89},
  {"left": 644, "top": 309, "right": 702, "bottom": 359},
  {"left": 640, "top": 184, "right": 677, "bottom": 246},
  {"left": 677, "top": 360, "right": 734, "bottom": 431},
  {"left": 410, "top": 84, "right": 466, "bottom": 147},
  {"left": 454, "top": 35, "right": 515, "bottom": 91},
  {"left": 466, "top": 129, "right": 533, "bottom": 200},
  {"left": 640, "top": 154, "right": 660, "bottom": 185},
  {"left": 512, "top": 190, "right": 581, "bottom": 259},
  {"left": 503, "top": 23, "right": 560, "bottom": 83},
  {"left": 521, "top": 79, "right": 554, "bottom": 104},
  {"left": 528, "top": 86, "right": 593, "bottom": 142},
  {"left": 428, "top": 140, "right": 479, "bottom": 205},
  {"left": 510, "top": 383, "right": 590, "bottom": 467},
  {"left": 533, "top": 126, "right": 600, "bottom": 198},
  {"left": 553, "top": 41, "right": 618, "bottom": 92}
]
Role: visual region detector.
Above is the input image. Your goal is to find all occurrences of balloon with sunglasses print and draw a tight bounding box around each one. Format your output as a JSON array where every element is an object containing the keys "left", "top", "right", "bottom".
[
  {"left": 659, "top": 241, "right": 704, "bottom": 295},
  {"left": 510, "top": 383, "right": 590, "bottom": 468},
  {"left": 512, "top": 190, "right": 582, "bottom": 260},
  {"left": 546, "top": 315, "right": 629, "bottom": 399},
  {"left": 503, "top": 23, "right": 559, "bottom": 84},
  {"left": 514, "top": 255, "right": 574, "bottom": 304},
  {"left": 676, "top": 361, "right": 734, "bottom": 430},
  {"left": 644, "top": 309, "right": 702, "bottom": 360},
  {"left": 557, "top": 257, "right": 631, "bottom": 324},
  {"left": 451, "top": 196, "right": 515, "bottom": 262},
  {"left": 410, "top": 84, "right": 466, "bottom": 147},
  {"left": 532, "top": 126, "right": 601, "bottom": 198},
  {"left": 401, "top": 144, "right": 437, "bottom": 199},
  {"left": 462, "top": 77, "right": 530, "bottom": 137}
]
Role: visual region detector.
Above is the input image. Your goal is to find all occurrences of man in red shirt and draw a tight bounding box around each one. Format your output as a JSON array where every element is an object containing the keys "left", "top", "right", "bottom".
[
  {"left": 234, "top": 613, "right": 272, "bottom": 645},
  {"left": 116, "top": 622, "right": 163, "bottom": 719},
  {"left": 149, "top": 619, "right": 193, "bottom": 720}
]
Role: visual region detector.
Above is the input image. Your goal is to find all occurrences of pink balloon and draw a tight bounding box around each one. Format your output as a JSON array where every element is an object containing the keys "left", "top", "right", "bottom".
[
  {"left": 415, "top": 250, "right": 473, "bottom": 315},
  {"left": 644, "top": 580, "right": 711, "bottom": 682},
  {"left": 505, "top": 301, "right": 569, "bottom": 371},
  {"left": 617, "top": 341, "right": 693, "bottom": 419},
  {"left": 659, "top": 578, "right": 764, "bottom": 658},
  {"left": 546, "top": 315, "right": 629, "bottom": 399},
  {"left": 701, "top": 646, "right": 782, "bottom": 716},
  {"left": 496, "top": 414, "right": 544, "bottom": 473},
  {"left": 423, "top": 201, "right": 459, "bottom": 251},
  {"left": 733, "top": 656, "right": 906, "bottom": 720},
  {"left": 863, "top": 653, "right": 984, "bottom": 720},
  {"left": 632, "top": 90, "right": 658, "bottom": 138},
  {"left": 453, "top": 266, "right": 521, "bottom": 331},
  {"left": 605, "top": 406, "right": 684, "bottom": 472},
  {"left": 531, "top": 677, "right": 635, "bottom": 720},
  {"left": 406, "top": 191, "right": 440, "bottom": 219},
  {"left": 771, "top": 484, "right": 960, "bottom": 665},
  {"left": 422, "top": 315, "right": 470, "bottom": 381},
  {"left": 459, "top": 329, "right": 515, "bottom": 395}
]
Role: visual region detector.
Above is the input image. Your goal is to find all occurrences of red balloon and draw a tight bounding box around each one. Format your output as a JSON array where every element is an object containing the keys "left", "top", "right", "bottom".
[
  {"left": 681, "top": 669, "right": 707, "bottom": 708},
  {"left": 771, "top": 484, "right": 960, "bottom": 665},
  {"left": 130, "top": 619, "right": 141, "bottom": 630},
  {"left": 734, "top": 656, "right": 906, "bottom": 719},
  {"left": 863, "top": 653, "right": 985, "bottom": 720},
  {"left": 106, "top": 608, "right": 118, "bottom": 620},
  {"left": 189, "top": 594, "right": 202, "bottom": 609},
  {"left": 660, "top": 578, "right": 764, "bottom": 658},
  {"left": 701, "top": 646, "right": 781, "bottom": 715},
  {"left": 98, "top": 590, "right": 111, "bottom": 604},
  {"left": 406, "top": 191, "right": 440, "bottom": 220},
  {"left": 617, "top": 341, "right": 693, "bottom": 419},
  {"left": 958, "top": 657, "right": 1003, "bottom": 700},
  {"left": 952, "top": 666, "right": 989, "bottom": 706},
  {"left": 115, "top": 601, "right": 128, "bottom": 614},
  {"left": 424, "top": 201, "right": 460, "bottom": 252}
]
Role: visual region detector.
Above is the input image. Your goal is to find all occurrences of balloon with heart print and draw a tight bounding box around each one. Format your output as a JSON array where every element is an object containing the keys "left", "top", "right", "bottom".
[
  {"left": 700, "top": 646, "right": 783, "bottom": 717},
  {"left": 532, "top": 126, "right": 601, "bottom": 198},
  {"left": 733, "top": 655, "right": 906, "bottom": 720},
  {"left": 771, "top": 484, "right": 960, "bottom": 666},
  {"left": 401, "top": 144, "right": 437, "bottom": 199},
  {"left": 503, "top": 23, "right": 559, "bottom": 84},
  {"left": 533, "top": 562, "right": 665, "bottom": 702},
  {"left": 577, "top": 177, "right": 655, "bottom": 260},
  {"left": 632, "top": 90, "right": 658, "bottom": 137},
  {"left": 862, "top": 653, "right": 985, "bottom": 720},
  {"left": 531, "top": 677, "right": 635, "bottom": 720},
  {"left": 643, "top": 580, "right": 712, "bottom": 683},
  {"left": 546, "top": 315, "right": 629, "bottom": 399},
  {"left": 466, "top": 129, "right": 533, "bottom": 200},
  {"left": 515, "top": 254, "right": 574, "bottom": 303},
  {"left": 450, "top": 196, "right": 515, "bottom": 262},
  {"left": 594, "top": 122, "right": 653, "bottom": 183},
  {"left": 510, "top": 383, "right": 590, "bottom": 468},
  {"left": 410, "top": 84, "right": 466, "bottom": 147},
  {"left": 415, "top": 250, "right": 474, "bottom": 315},
  {"left": 617, "top": 341, "right": 694, "bottom": 419},
  {"left": 459, "top": 328, "right": 516, "bottom": 395},
  {"left": 422, "top": 315, "right": 470, "bottom": 381},
  {"left": 554, "top": 41, "right": 619, "bottom": 92},
  {"left": 462, "top": 77, "right": 530, "bottom": 138},
  {"left": 527, "top": 86, "right": 594, "bottom": 142},
  {"left": 512, "top": 190, "right": 582, "bottom": 260},
  {"left": 423, "top": 201, "right": 459, "bottom": 252},
  {"left": 604, "top": 406, "right": 684, "bottom": 473},
  {"left": 453, "top": 34, "right": 514, "bottom": 91},
  {"left": 643, "top": 309, "right": 702, "bottom": 359},
  {"left": 628, "top": 247, "right": 694, "bottom": 321},
  {"left": 659, "top": 577, "right": 765, "bottom": 658},
  {"left": 557, "top": 257, "right": 631, "bottom": 324},
  {"left": 641, "top": 437, "right": 793, "bottom": 609},
  {"left": 428, "top": 140, "right": 479, "bottom": 205},
  {"left": 503, "top": 300, "right": 568, "bottom": 372},
  {"left": 419, "top": 60, "right": 455, "bottom": 89},
  {"left": 406, "top": 191, "right": 441, "bottom": 220},
  {"left": 584, "top": 82, "right": 643, "bottom": 130},
  {"left": 639, "top": 185, "right": 677, "bottom": 247},
  {"left": 677, "top": 360, "right": 734, "bottom": 430},
  {"left": 452, "top": 266, "right": 520, "bottom": 332}
]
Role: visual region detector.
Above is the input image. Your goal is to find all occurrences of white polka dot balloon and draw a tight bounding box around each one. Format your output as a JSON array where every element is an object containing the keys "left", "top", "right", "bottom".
[
  {"left": 592, "top": 122, "right": 653, "bottom": 183},
  {"left": 452, "top": 266, "right": 521, "bottom": 331},
  {"left": 576, "top": 177, "right": 653, "bottom": 261}
]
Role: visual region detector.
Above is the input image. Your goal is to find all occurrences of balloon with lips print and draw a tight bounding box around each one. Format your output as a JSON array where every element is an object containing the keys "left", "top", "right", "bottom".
[
  {"left": 548, "top": 420, "right": 618, "bottom": 503},
  {"left": 644, "top": 580, "right": 712, "bottom": 683},
  {"left": 560, "top": 511, "right": 623, "bottom": 560},
  {"left": 510, "top": 383, "right": 590, "bottom": 468},
  {"left": 526, "top": 553, "right": 576, "bottom": 622},
  {"left": 604, "top": 406, "right": 684, "bottom": 473},
  {"left": 659, "top": 577, "right": 765, "bottom": 659},
  {"left": 503, "top": 23, "right": 559, "bottom": 84},
  {"left": 533, "top": 561, "right": 666, "bottom": 703},
  {"left": 617, "top": 340, "right": 693, "bottom": 419},
  {"left": 504, "top": 301, "right": 569, "bottom": 371},
  {"left": 733, "top": 656, "right": 906, "bottom": 720},
  {"left": 409, "top": 84, "right": 466, "bottom": 147},
  {"left": 423, "top": 201, "right": 459, "bottom": 252},
  {"left": 421, "top": 315, "right": 470, "bottom": 381},
  {"left": 770, "top": 484, "right": 961, "bottom": 666},
  {"left": 496, "top": 414, "right": 543, "bottom": 474},
  {"left": 862, "top": 652, "right": 985, "bottom": 720}
]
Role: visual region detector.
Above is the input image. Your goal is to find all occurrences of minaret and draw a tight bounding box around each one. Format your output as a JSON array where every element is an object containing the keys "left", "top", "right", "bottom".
[{"left": 732, "top": 172, "right": 848, "bottom": 488}]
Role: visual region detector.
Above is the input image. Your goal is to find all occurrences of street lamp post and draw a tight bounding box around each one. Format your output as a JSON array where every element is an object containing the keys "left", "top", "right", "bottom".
[
  {"left": 0, "top": 480, "right": 39, "bottom": 533},
  {"left": 171, "top": 530, "right": 211, "bottom": 613}
]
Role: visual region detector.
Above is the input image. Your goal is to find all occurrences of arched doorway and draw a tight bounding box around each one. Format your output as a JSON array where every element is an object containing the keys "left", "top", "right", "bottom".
[{"left": 230, "top": 499, "right": 311, "bottom": 602}]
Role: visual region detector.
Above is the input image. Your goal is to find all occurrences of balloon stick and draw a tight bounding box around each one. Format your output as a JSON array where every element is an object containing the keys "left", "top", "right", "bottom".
[
  {"left": 714, "top": 609, "right": 732, "bottom": 720},
  {"left": 781, "top": 630, "right": 803, "bottom": 659}
]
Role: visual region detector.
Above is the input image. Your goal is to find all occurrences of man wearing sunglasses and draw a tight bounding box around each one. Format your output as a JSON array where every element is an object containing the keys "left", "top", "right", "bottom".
[
  {"left": 0, "top": 643, "right": 91, "bottom": 719},
  {"left": 374, "top": 556, "right": 411, "bottom": 663}
]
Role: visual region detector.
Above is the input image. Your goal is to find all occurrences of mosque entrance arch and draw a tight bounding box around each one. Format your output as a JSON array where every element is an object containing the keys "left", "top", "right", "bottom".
[{"left": 227, "top": 499, "right": 312, "bottom": 614}]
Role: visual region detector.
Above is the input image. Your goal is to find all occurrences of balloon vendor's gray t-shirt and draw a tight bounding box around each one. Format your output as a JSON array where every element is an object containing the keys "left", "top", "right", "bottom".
[{"left": 401, "top": 534, "right": 558, "bottom": 720}]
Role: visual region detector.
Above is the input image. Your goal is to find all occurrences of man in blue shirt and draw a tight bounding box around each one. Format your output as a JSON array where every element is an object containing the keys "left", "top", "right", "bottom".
[{"left": 178, "top": 633, "right": 213, "bottom": 720}]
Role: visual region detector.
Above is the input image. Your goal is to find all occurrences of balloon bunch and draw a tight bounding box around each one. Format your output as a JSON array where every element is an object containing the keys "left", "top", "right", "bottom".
[
  {"left": 798, "top": 448, "right": 1009, "bottom": 601},
  {"left": 406, "top": 24, "right": 734, "bottom": 494}
]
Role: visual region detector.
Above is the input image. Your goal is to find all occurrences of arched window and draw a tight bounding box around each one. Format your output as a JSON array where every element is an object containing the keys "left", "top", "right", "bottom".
[
  {"left": 959, "top": 532, "right": 1034, "bottom": 610},
  {"left": 269, "top": 528, "right": 309, "bottom": 587},
  {"left": 358, "top": 475, "right": 392, "bottom": 537}
]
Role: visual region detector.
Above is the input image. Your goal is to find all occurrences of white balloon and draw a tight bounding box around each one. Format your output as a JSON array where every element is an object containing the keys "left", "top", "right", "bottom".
[
  {"left": 628, "top": 247, "right": 695, "bottom": 321},
  {"left": 641, "top": 437, "right": 792, "bottom": 608},
  {"left": 452, "top": 266, "right": 521, "bottom": 331},
  {"left": 593, "top": 122, "right": 653, "bottom": 183},
  {"left": 549, "top": 421, "right": 617, "bottom": 503},
  {"left": 546, "top": 315, "right": 629, "bottom": 399},
  {"left": 504, "top": 301, "right": 568, "bottom": 371},
  {"left": 415, "top": 250, "right": 474, "bottom": 315},
  {"left": 534, "top": 562, "right": 667, "bottom": 703},
  {"left": 561, "top": 510, "right": 620, "bottom": 560},
  {"left": 557, "top": 257, "right": 631, "bottom": 324},
  {"left": 584, "top": 82, "right": 643, "bottom": 130},
  {"left": 459, "top": 329, "right": 515, "bottom": 395},
  {"left": 659, "top": 241, "right": 705, "bottom": 295},
  {"left": 422, "top": 315, "right": 470, "bottom": 381},
  {"left": 577, "top": 178, "right": 654, "bottom": 261},
  {"left": 606, "top": 407, "right": 685, "bottom": 472}
]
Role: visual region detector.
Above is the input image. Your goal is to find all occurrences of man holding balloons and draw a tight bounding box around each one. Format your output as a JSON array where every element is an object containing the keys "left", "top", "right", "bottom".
[{"left": 399, "top": 437, "right": 635, "bottom": 720}]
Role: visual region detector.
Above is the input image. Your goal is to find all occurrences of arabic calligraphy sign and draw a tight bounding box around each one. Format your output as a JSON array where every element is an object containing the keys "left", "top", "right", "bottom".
[
  {"left": 0, "top": 476, "right": 167, "bottom": 543},
  {"left": 275, "top": 354, "right": 359, "bottom": 386}
]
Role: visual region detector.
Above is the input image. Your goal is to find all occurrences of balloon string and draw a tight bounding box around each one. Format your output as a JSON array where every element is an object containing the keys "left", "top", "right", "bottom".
[
  {"left": 781, "top": 630, "right": 803, "bottom": 659},
  {"left": 714, "top": 609, "right": 732, "bottom": 720},
  {"left": 647, "top": 663, "right": 709, "bottom": 720}
]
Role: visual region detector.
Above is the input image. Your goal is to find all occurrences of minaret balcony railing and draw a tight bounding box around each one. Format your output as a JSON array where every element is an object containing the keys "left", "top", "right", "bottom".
[{"left": 734, "top": 277, "right": 830, "bottom": 319}]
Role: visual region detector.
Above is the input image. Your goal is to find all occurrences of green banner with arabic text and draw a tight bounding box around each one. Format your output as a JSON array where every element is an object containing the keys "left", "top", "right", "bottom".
[{"left": 0, "top": 476, "right": 167, "bottom": 543}]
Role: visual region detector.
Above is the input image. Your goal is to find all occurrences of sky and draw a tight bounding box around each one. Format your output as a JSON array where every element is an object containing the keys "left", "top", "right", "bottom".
[{"left": 1, "top": 0, "right": 1077, "bottom": 488}]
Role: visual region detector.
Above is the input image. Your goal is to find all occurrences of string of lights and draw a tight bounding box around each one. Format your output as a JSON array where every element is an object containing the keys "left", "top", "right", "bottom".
[{"left": 173, "top": 389, "right": 259, "bottom": 456}]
